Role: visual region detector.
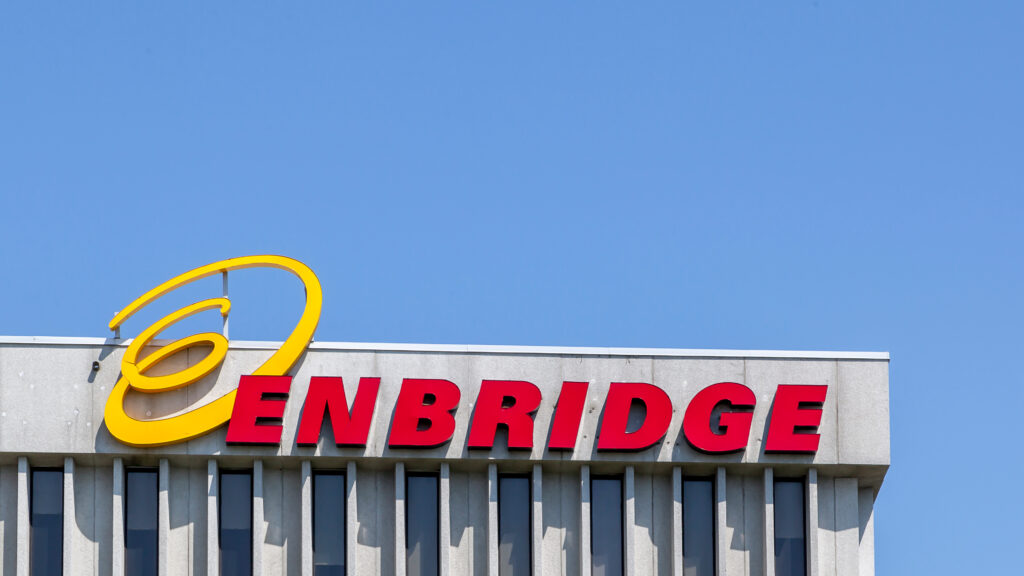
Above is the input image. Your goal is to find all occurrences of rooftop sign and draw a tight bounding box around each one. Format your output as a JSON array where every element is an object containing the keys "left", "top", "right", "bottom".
[
  {"left": 102, "top": 256, "right": 831, "bottom": 457},
  {"left": 105, "top": 256, "right": 322, "bottom": 446}
]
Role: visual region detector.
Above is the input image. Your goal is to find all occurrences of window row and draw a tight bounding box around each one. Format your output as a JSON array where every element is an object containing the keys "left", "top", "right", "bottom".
[{"left": 24, "top": 467, "right": 808, "bottom": 576}]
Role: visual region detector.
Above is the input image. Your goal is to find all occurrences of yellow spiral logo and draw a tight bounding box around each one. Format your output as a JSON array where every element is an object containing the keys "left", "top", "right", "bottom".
[{"left": 104, "top": 255, "right": 322, "bottom": 447}]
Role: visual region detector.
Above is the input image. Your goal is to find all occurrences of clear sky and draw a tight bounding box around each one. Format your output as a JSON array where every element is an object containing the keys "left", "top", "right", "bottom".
[{"left": 1, "top": 3, "right": 1021, "bottom": 574}]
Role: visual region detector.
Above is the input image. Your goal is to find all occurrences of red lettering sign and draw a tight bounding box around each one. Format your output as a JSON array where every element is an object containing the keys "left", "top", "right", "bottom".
[
  {"left": 548, "top": 381, "right": 589, "bottom": 450},
  {"left": 682, "top": 382, "right": 755, "bottom": 453},
  {"left": 225, "top": 375, "right": 292, "bottom": 445},
  {"left": 765, "top": 384, "right": 827, "bottom": 453},
  {"left": 219, "top": 373, "right": 828, "bottom": 456},
  {"left": 597, "top": 382, "right": 672, "bottom": 451},
  {"left": 467, "top": 380, "right": 542, "bottom": 449},
  {"left": 296, "top": 377, "right": 380, "bottom": 447},
  {"left": 387, "top": 378, "right": 461, "bottom": 448}
]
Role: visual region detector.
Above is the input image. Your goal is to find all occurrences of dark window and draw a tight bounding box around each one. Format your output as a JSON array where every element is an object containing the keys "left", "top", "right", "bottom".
[
  {"left": 405, "top": 473, "right": 439, "bottom": 576},
  {"left": 126, "top": 469, "right": 158, "bottom": 576},
  {"left": 683, "top": 479, "right": 715, "bottom": 576},
  {"left": 590, "top": 476, "right": 623, "bottom": 576},
  {"left": 498, "top": 475, "right": 531, "bottom": 576},
  {"left": 30, "top": 468, "right": 63, "bottom": 576},
  {"left": 314, "top": 471, "right": 346, "bottom": 576},
  {"left": 220, "top": 471, "right": 253, "bottom": 576},
  {"left": 774, "top": 479, "right": 806, "bottom": 576}
]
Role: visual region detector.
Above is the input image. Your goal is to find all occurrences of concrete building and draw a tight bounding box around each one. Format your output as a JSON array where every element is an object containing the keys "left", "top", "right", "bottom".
[{"left": 0, "top": 337, "right": 889, "bottom": 576}]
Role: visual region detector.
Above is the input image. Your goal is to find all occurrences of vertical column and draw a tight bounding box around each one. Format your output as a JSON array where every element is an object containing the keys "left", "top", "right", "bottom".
[
  {"left": 764, "top": 468, "right": 775, "bottom": 576},
  {"left": 671, "top": 467, "right": 682, "bottom": 576},
  {"left": 834, "top": 479, "right": 859, "bottom": 576},
  {"left": 253, "top": 460, "right": 264, "bottom": 576},
  {"left": 487, "top": 464, "right": 498, "bottom": 576},
  {"left": 857, "top": 488, "right": 875, "bottom": 576},
  {"left": 299, "top": 459, "right": 311, "bottom": 576},
  {"left": 158, "top": 459, "right": 170, "bottom": 576},
  {"left": 440, "top": 463, "right": 451, "bottom": 576},
  {"left": 207, "top": 459, "right": 219, "bottom": 576},
  {"left": 743, "top": 475, "right": 766, "bottom": 576},
  {"left": 301, "top": 460, "right": 312, "bottom": 576},
  {"left": 62, "top": 457, "right": 74, "bottom": 575},
  {"left": 723, "top": 474, "right": 745, "bottom": 576},
  {"left": 16, "top": 457, "right": 28, "bottom": 576},
  {"left": 816, "top": 476, "right": 836, "bottom": 576},
  {"left": 112, "top": 458, "right": 124, "bottom": 576},
  {"left": 716, "top": 467, "right": 728, "bottom": 576},
  {"left": 624, "top": 466, "right": 635, "bottom": 576},
  {"left": 531, "top": 464, "right": 543, "bottom": 576},
  {"left": 580, "top": 465, "right": 591, "bottom": 576},
  {"left": 395, "top": 462, "right": 406, "bottom": 576},
  {"left": 633, "top": 470, "right": 655, "bottom": 576},
  {"left": 347, "top": 461, "right": 358, "bottom": 575},
  {"left": 806, "top": 470, "right": 819, "bottom": 576}
]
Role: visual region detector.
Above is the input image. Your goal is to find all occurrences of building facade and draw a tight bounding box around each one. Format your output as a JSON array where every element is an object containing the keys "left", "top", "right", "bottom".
[{"left": 0, "top": 337, "right": 889, "bottom": 576}]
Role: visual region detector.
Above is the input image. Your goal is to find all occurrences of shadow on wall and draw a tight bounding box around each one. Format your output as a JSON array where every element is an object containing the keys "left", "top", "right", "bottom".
[
  {"left": 64, "top": 464, "right": 113, "bottom": 576},
  {"left": 355, "top": 466, "right": 397, "bottom": 575},
  {"left": 631, "top": 470, "right": 673, "bottom": 574},
  {"left": 447, "top": 468, "right": 488, "bottom": 576}
]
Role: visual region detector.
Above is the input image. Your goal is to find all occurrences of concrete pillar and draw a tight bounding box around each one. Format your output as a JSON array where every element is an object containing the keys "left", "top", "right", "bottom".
[
  {"left": 624, "top": 466, "right": 635, "bottom": 576},
  {"left": 253, "top": 460, "right": 264, "bottom": 576},
  {"left": 440, "top": 463, "right": 451, "bottom": 576},
  {"left": 301, "top": 460, "right": 312, "bottom": 576},
  {"left": 395, "top": 462, "right": 406, "bottom": 576},
  {"left": 158, "top": 459, "right": 170, "bottom": 576},
  {"left": 723, "top": 472, "right": 746, "bottom": 576},
  {"left": 816, "top": 476, "right": 836, "bottom": 576},
  {"left": 764, "top": 468, "right": 776, "bottom": 576},
  {"left": 807, "top": 469, "right": 819, "bottom": 576},
  {"left": 346, "top": 461, "right": 357, "bottom": 574},
  {"left": 112, "top": 458, "right": 124, "bottom": 576},
  {"left": 531, "top": 464, "right": 543, "bottom": 576},
  {"left": 716, "top": 467, "right": 728, "bottom": 576},
  {"left": 580, "top": 465, "right": 591, "bottom": 576},
  {"left": 632, "top": 469, "right": 657, "bottom": 576},
  {"left": 487, "top": 463, "right": 498, "bottom": 576},
  {"left": 61, "top": 457, "right": 74, "bottom": 574},
  {"left": 834, "top": 478, "right": 859, "bottom": 576},
  {"left": 743, "top": 473, "right": 767, "bottom": 576},
  {"left": 858, "top": 488, "right": 875, "bottom": 576},
  {"left": 671, "top": 467, "right": 682, "bottom": 576},
  {"left": 16, "top": 457, "right": 28, "bottom": 576},
  {"left": 207, "top": 459, "right": 219, "bottom": 576}
]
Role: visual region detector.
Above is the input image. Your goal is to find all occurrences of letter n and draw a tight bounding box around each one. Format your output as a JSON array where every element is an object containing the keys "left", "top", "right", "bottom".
[{"left": 296, "top": 377, "right": 380, "bottom": 447}]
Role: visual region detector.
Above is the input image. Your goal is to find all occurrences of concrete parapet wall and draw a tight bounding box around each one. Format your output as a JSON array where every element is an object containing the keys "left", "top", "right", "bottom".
[{"left": 0, "top": 340, "right": 888, "bottom": 575}]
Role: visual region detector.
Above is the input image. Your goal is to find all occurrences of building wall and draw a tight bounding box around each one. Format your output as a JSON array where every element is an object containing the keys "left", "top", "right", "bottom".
[
  {"left": 0, "top": 340, "right": 889, "bottom": 575},
  {"left": 0, "top": 458, "right": 878, "bottom": 575}
]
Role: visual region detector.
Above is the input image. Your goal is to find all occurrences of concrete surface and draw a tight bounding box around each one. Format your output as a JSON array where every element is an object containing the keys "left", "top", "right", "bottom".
[{"left": 0, "top": 340, "right": 888, "bottom": 575}]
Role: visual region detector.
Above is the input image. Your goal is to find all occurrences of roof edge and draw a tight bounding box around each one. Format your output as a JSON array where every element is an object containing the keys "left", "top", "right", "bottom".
[{"left": 0, "top": 335, "right": 890, "bottom": 360}]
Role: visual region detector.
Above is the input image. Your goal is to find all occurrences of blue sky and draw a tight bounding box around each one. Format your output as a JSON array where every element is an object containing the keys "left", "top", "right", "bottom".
[{"left": 1, "top": 3, "right": 1021, "bottom": 573}]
